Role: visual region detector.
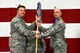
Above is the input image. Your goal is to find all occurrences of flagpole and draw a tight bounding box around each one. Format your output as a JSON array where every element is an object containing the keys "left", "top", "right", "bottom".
[
  {"left": 35, "top": 2, "right": 41, "bottom": 53},
  {"left": 35, "top": 25, "right": 39, "bottom": 53}
]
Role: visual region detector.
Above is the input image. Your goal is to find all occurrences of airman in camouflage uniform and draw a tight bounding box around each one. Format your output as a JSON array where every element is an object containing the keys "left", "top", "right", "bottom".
[
  {"left": 37, "top": 8, "right": 67, "bottom": 53},
  {"left": 26, "top": 19, "right": 46, "bottom": 53},
  {"left": 9, "top": 5, "right": 36, "bottom": 53}
]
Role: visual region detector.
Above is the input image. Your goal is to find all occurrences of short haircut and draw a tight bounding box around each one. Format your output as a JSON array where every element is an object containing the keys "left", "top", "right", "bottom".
[{"left": 17, "top": 4, "right": 25, "bottom": 10}]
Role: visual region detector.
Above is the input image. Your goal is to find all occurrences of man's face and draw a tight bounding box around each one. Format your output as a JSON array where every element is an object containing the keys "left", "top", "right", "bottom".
[
  {"left": 36, "top": 20, "right": 41, "bottom": 27},
  {"left": 54, "top": 9, "right": 62, "bottom": 19},
  {"left": 17, "top": 7, "right": 25, "bottom": 17}
]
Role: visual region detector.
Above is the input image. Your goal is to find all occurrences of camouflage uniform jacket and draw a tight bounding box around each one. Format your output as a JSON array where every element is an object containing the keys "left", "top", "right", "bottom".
[{"left": 9, "top": 15, "right": 36, "bottom": 49}]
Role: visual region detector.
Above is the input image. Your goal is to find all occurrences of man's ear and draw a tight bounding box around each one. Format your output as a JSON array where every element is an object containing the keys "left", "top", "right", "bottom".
[
  {"left": 60, "top": 12, "right": 62, "bottom": 16},
  {"left": 17, "top": 10, "right": 18, "bottom": 13}
]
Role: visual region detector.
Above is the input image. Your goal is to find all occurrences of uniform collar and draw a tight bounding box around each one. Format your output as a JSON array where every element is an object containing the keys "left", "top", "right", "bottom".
[
  {"left": 56, "top": 17, "right": 61, "bottom": 22},
  {"left": 16, "top": 15, "right": 22, "bottom": 18}
]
